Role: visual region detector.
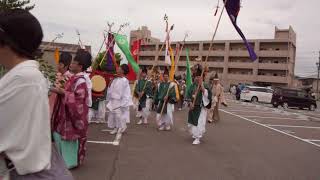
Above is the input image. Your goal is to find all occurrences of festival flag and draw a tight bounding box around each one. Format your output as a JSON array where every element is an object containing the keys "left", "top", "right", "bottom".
[
  {"left": 114, "top": 33, "right": 140, "bottom": 74},
  {"left": 127, "top": 39, "right": 142, "bottom": 80},
  {"left": 164, "top": 22, "right": 174, "bottom": 65},
  {"left": 185, "top": 48, "right": 193, "bottom": 95},
  {"left": 105, "top": 33, "right": 116, "bottom": 71},
  {"left": 169, "top": 46, "right": 175, "bottom": 81},
  {"left": 174, "top": 82, "right": 180, "bottom": 101},
  {"left": 175, "top": 43, "right": 181, "bottom": 57},
  {"left": 164, "top": 25, "right": 171, "bottom": 65},
  {"left": 54, "top": 48, "right": 60, "bottom": 65},
  {"left": 223, "top": 0, "right": 257, "bottom": 61}
]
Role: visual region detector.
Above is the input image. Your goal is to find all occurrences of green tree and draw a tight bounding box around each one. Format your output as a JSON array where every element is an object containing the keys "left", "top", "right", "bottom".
[
  {"left": 92, "top": 51, "right": 123, "bottom": 73},
  {"left": 0, "top": 0, "right": 35, "bottom": 11},
  {"left": 92, "top": 51, "right": 107, "bottom": 71}
]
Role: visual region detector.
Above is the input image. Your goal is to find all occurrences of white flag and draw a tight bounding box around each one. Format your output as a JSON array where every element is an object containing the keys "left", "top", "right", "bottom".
[{"left": 164, "top": 30, "right": 171, "bottom": 65}]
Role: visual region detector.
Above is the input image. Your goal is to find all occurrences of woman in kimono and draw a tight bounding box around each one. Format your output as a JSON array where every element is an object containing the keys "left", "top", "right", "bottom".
[{"left": 51, "top": 49, "right": 92, "bottom": 169}]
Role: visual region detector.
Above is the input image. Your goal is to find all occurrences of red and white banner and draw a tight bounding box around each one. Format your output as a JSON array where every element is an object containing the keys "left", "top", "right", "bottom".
[{"left": 127, "top": 39, "right": 141, "bottom": 81}]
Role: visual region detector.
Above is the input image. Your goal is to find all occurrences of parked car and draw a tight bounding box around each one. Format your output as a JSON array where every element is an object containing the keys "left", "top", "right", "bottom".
[
  {"left": 240, "top": 86, "right": 273, "bottom": 103},
  {"left": 271, "top": 87, "right": 317, "bottom": 111}
]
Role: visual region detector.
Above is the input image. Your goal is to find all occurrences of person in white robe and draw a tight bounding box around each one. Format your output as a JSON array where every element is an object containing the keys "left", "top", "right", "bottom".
[
  {"left": 106, "top": 64, "right": 133, "bottom": 135},
  {"left": 0, "top": 9, "right": 73, "bottom": 179},
  {"left": 186, "top": 65, "right": 213, "bottom": 145}
]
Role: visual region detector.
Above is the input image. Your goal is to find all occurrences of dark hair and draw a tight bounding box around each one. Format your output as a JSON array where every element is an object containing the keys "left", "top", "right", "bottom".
[
  {"left": 141, "top": 66, "right": 148, "bottom": 74},
  {"left": 73, "top": 49, "right": 92, "bottom": 71},
  {"left": 0, "top": 9, "right": 43, "bottom": 59},
  {"left": 59, "top": 52, "right": 72, "bottom": 68},
  {"left": 121, "top": 64, "right": 129, "bottom": 75},
  {"left": 163, "top": 67, "right": 169, "bottom": 76}
]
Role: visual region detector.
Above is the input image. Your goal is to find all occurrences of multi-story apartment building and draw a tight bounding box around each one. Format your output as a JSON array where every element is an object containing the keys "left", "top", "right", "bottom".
[
  {"left": 131, "top": 26, "right": 296, "bottom": 89},
  {"left": 130, "top": 26, "right": 160, "bottom": 45},
  {"left": 0, "top": 42, "right": 91, "bottom": 78},
  {"left": 39, "top": 42, "right": 91, "bottom": 67}
]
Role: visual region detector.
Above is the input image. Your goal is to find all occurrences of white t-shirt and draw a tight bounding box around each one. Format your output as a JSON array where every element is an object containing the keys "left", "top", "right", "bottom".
[
  {"left": 0, "top": 60, "right": 51, "bottom": 175},
  {"left": 106, "top": 77, "right": 133, "bottom": 111}
]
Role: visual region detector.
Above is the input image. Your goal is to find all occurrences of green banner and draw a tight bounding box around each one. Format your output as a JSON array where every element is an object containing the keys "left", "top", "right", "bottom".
[
  {"left": 114, "top": 34, "right": 140, "bottom": 74},
  {"left": 185, "top": 48, "right": 193, "bottom": 95}
]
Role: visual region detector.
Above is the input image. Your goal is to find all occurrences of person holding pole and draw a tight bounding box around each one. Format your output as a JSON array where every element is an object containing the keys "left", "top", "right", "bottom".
[
  {"left": 154, "top": 68, "right": 178, "bottom": 131},
  {"left": 207, "top": 73, "right": 226, "bottom": 123},
  {"left": 185, "top": 65, "right": 212, "bottom": 145},
  {"left": 134, "top": 67, "right": 153, "bottom": 125}
]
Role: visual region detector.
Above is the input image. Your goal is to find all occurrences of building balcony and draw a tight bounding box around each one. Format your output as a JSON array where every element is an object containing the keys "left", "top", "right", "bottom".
[
  {"left": 257, "top": 75, "right": 288, "bottom": 83},
  {"left": 139, "top": 51, "right": 157, "bottom": 56},
  {"left": 258, "top": 63, "right": 288, "bottom": 70},
  {"left": 201, "top": 50, "right": 226, "bottom": 57},
  {"left": 228, "top": 50, "right": 252, "bottom": 57},
  {"left": 139, "top": 58, "right": 156, "bottom": 62},
  {"left": 227, "top": 74, "right": 254, "bottom": 81},
  {"left": 138, "top": 60, "right": 155, "bottom": 66},
  {"left": 228, "top": 62, "right": 254, "bottom": 69},
  {"left": 259, "top": 50, "right": 289, "bottom": 57},
  {"left": 176, "top": 61, "right": 188, "bottom": 66},
  {"left": 179, "top": 50, "right": 201, "bottom": 57},
  {"left": 206, "top": 62, "right": 225, "bottom": 68}
]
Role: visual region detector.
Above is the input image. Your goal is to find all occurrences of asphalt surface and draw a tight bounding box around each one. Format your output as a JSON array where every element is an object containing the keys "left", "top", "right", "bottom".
[{"left": 71, "top": 98, "right": 320, "bottom": 180}]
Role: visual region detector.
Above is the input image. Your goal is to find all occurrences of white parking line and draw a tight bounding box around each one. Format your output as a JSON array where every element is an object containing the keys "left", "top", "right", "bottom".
[
  {"left": 88, "top": 132, "right": 123, "bottom": 146},
  {"left": 227, "top": 110, "right": 277, "bottom": 113},
  {"left": 265, "top": 124, "right": 320, "bottom": 129},
  {"left": 88, "top": 140, "right": 115, "bottom": 145},
  {"left": 305, "top": 139, "right": 320, "bottom": 142},
  {"left": 101, "top": 129, "right": 113, "bottom": 132},
  {"left": 220, "top": 109, "right": 320, "bottom": 149},
  {"left": 288, "top": 112, "right": 320, "bottom": 122},
  {"left": 244, "top": 116, "right": 309, "bottom": 121}
]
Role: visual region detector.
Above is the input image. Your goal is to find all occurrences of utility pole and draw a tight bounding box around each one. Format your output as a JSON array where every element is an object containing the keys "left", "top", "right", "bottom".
[{"left": 317, "top": 51, "right": 320, "bottom": 100}]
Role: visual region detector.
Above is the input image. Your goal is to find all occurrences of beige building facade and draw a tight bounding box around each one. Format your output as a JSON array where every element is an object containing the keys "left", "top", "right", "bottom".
[
  {"left": 39, "top": 41, "right": 91, "bottom": 67},
  {"left": 130, "top": 26, "right": 160, "bottom": 45},
  {"left": 131, "top": 26, "right": 296, "bottom": 89}
]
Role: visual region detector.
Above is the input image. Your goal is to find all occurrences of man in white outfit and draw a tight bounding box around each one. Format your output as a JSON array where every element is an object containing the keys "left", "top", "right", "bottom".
[{"left": 106, "top": 64, "right": 133, "bottom": 135}]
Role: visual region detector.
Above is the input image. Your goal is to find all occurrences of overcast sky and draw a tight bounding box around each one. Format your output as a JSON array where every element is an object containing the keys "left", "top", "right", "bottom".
[{"left": 30, "top": 0, "right": 320, "bottom": 77}]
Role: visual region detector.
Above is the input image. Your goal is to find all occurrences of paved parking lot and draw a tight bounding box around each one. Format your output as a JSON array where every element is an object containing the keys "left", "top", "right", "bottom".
[
  {"left": 223, "top": 98, "right": 320, "bottom": 147},
  {"left": 71, "top": 96, "right": 320, "bottom": 180}
]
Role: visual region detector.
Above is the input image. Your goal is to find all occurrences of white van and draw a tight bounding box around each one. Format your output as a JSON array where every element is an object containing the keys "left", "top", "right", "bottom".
[{"left": 240, "top": 86, "right": 273, "bottom": 103}]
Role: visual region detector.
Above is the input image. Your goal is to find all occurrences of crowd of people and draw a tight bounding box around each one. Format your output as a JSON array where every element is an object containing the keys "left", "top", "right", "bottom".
[
  {"left": 129, "top": 65, "right": 227, "bottom": 144},
  {"left": 0, "top": 9, "right": 228, "bottom": 179}
]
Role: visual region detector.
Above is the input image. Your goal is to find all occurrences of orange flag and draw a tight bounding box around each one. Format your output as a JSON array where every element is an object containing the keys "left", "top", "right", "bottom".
[
  {"left": 54, "top": 48, "right": 60, "bottom": 65},
  {"left": 169, "top": 46, "right": 175, "bottom": 81}
]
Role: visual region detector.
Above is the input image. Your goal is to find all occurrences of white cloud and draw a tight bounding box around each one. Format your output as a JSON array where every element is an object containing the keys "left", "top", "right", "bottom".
[{"left": 30, "top": 0, "right": 320, "bottom": 76}]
